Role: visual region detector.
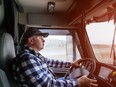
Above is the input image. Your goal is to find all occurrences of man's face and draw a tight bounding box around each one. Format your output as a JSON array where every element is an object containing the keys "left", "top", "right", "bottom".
[{"left": 28, "top": 36, "right": 45, "bottom": 52}]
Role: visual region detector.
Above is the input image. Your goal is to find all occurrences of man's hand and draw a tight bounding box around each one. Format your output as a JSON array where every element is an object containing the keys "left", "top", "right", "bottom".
[
  {"left": 78, "top": 75, "right": 98, "bottom": 87},
  {"left": 71, "top": 59, "right": 82, "bottom": 68}
]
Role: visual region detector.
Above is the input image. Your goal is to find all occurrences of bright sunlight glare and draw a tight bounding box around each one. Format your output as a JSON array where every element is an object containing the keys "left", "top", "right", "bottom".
[{"left": 86, "top": 20, "right": 115, "bottom": 44}]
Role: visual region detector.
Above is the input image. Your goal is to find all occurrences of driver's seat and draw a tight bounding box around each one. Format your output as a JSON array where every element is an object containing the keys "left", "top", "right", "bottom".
[{"left": 0, "top": 32, "right": 19, "bottom": 87}]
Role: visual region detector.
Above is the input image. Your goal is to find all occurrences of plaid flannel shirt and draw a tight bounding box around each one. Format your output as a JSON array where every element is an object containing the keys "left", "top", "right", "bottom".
[{"left": 11, "top": 46, "right": 78, "bottom": 87}]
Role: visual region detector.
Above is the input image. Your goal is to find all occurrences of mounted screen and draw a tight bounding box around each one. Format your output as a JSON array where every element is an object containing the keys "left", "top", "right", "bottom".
[{"left": 98, "top": 66, "right": 112, "bottom": 80}]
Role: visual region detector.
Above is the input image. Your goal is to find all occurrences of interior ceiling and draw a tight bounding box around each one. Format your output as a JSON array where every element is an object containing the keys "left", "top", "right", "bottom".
[
  {"left": 15, "top": 0, "right": 108, "bottom": 14},
  {"left": 15, "top": 0, "right": 116, "bottom": 24},
  {"left": 15, "top": 0, "right": 74, "bottom": 13}
]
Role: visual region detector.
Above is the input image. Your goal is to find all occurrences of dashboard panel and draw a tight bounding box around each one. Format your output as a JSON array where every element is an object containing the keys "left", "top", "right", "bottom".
[
  {"left": 94, "top": 62, "right": 116, "bottom": 87},
  {"left": 98, "top": 66, "right": 113, "bottom": 80}
]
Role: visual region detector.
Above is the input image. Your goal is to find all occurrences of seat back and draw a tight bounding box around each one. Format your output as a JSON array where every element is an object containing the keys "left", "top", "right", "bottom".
[
  {"left": 0, "top": 33, "right": 19, "bottom": 87},
  {"left": 0, "top": 68, "right": 10, "bottom": 87}
]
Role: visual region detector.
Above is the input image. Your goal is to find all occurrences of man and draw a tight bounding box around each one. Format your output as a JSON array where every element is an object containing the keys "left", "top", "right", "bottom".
[{"left": 11, "top": 27, "right": 98, "bottom": 87}]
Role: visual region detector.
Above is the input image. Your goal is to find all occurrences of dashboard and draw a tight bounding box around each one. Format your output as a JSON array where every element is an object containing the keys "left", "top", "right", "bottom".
[
  {"left": 98, "top": 66, "right": 112, "bottom": 81},
  {"left": 52, "top": 59, "right": 116, "bottom": 87},
  {"left": 94, "top": 62, "right": 116, "bottom": 87}
]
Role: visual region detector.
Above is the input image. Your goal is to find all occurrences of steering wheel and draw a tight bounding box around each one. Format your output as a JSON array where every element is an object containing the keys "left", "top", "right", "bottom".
[{"left": 64, "top": 58, "right": 96, "bottom": 79}]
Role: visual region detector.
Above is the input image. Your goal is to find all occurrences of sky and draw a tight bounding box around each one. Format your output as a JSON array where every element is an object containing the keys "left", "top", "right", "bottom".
[
  {"left": 86, "top": 20, "right": 116, "bottom": 44},
  {"left": 44, "top": 20, "right": 116, "bottom": 45},
  {"left": 46, "top": 36, "right": 66, "bottom": 40}
]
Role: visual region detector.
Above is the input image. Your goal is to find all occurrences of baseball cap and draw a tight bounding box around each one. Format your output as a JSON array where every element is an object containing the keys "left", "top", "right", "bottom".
[{"left": 21, "top": 27, "right": 49, "bottom": 44}]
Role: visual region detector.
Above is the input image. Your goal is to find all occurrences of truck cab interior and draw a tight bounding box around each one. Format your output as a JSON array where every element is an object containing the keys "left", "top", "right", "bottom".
[{"left": 0, "top": 0, "right": 116, "bottom": 87}]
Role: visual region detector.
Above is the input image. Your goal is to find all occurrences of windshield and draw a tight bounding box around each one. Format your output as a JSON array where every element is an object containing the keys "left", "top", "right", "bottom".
[
  {"left": 86, "top": 20, "right": 115, "bottom": 65},
  {"left": 39, "top": 30, "right": 81, "bottom": 62}
]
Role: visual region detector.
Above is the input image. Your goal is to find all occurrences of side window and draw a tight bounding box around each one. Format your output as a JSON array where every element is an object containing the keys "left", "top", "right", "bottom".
[{"left": 40, "top": 30, "right": 81, "bottom": 62}]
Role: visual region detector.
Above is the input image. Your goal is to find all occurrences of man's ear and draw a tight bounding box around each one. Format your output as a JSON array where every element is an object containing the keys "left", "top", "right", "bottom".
[{"left": 28, "top": 37, "right": 34, "bottom": 44}]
